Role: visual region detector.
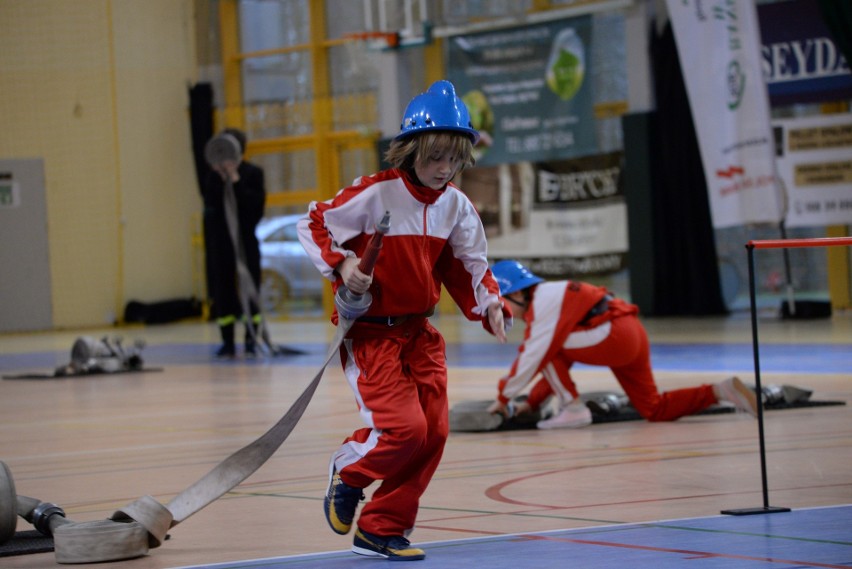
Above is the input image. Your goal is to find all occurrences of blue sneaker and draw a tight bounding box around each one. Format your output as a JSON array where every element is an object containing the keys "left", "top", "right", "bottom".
[
  {"left": 324, "top": 461, "right": 364, "bottom": 535},
  {"left": 352, "top": 528, "right": 425, "bottom": 561}
]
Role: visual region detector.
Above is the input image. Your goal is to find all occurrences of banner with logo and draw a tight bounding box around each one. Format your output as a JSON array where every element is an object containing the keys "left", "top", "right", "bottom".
[
  {"left": 446, "top": 17, "right": 597, "bottom": 167},
  {"left": 460, "top": 152, "right": 627, "bottom": 279},
  {"left": 666, "top": 0, "right": 784, "bottom": 228},
  {"left": 773, "top": 113, "right": 852, "bottom": 227},
  {"left": 759, "top": 0, "right": 852, "bottom": 106}
]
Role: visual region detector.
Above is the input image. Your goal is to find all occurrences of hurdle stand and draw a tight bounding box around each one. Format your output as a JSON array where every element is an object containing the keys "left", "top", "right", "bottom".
[{"left": 721, "top": 236, "right": 852, "bottom": 516}]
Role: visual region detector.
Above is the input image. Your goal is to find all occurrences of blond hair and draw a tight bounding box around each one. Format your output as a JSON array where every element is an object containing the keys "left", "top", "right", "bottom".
[{"left": 384, "top": 132, "right": 475, "bottom": 174}]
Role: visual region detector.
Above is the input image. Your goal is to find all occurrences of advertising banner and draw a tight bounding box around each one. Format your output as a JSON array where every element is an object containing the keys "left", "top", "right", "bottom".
[
  {"left": 759, "top": 0, "right": 852, "bottom": 107},
  {"left": 666, "top": 0, "right": 784, "bottom": 228},
  {"left": 773, "top": 113, "right": 852, "bottom": 228},
  {"left": 460, "top": 152, "right": 627, "bottom": 279},
  {"left": 446, "top": 17, "right": 597, "bottom": 167}
]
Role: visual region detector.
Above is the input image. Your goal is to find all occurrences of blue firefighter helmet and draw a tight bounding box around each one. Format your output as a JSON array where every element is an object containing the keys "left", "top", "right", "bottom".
[
  {"left": 396, "top": 80, "right": 480, "bottom": 144},
  {"left": 490, "top": 260, "right": 544, "bottom": 296}
]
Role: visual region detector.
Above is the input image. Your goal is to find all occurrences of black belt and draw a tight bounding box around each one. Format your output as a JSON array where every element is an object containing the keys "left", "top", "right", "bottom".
[
  {"left": 579, "top": 294, "right": 613, "bottom": 326},
  {"left": 357, "top": 306, "right": 436, "bottom": 327}
]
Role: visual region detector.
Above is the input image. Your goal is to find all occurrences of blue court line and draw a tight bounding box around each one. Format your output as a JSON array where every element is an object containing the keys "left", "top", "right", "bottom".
[
  {"left": 445, "top": 342, "right": 852, "bottom": 373},
  {"left": 171, "top": 505, "right": 852, "bottom": 569},
  {"left": 2, "top": 342, "right": 851, "bottom": 375},
  {"left": 645, "top": 343, "right": 851, "bottom": 374}
]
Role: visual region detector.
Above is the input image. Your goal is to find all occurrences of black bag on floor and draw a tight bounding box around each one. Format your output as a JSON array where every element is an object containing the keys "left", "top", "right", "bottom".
[{"left": 124, "top": 297, "right": 202, "bottom": 324}]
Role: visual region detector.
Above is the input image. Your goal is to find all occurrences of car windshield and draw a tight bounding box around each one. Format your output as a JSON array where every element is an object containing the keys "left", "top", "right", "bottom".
[{"left": 258, "top": 217, "right": 299, "bottom": 243}]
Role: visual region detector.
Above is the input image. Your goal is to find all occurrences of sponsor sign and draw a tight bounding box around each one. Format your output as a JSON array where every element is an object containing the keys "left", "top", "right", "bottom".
[
  {"left": 461, "top": 153, "right": 627, "bottom": 279},
  {"left": 759, "top": 0, "right": 852, "bottom": 106},
  {"left": 774, "top": 113, "right": 852, "bottom": 227},
  {"left": 446, "top": 17, "right": 597, "bottom": 167}
]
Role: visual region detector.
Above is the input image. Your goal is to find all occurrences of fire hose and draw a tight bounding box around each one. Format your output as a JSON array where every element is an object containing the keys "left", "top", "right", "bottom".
[{"left": 0, "top": 212, "right": 390, "bottom": 564}]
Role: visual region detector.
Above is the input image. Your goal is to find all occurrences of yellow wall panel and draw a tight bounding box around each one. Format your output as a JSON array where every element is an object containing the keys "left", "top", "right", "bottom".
[
  {"left": 0, "top": 0, "right": 199, "bottom": 328},
  {"left": 0, "top": 1, "right": 119, "bottom": 326},
  {"left": 111, "top": 0, "right": 199, "bottom": 310}
]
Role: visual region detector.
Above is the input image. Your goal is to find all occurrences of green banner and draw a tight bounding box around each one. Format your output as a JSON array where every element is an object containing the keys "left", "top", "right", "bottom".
[{"left": 447, "top": 16, "right": 596, "bottom": 167}]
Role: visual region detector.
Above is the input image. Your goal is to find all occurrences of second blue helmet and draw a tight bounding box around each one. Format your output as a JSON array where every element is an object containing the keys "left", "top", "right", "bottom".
[
  {"left": 491, "top": 260, "right": 544, "bottom": 296},
  {"left": 396, "top": 80, "right": 480, "bottom": 144}
]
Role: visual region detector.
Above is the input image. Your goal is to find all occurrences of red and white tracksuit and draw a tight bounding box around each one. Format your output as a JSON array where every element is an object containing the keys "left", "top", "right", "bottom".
[
  {"left": 497, "top": 281, "right": 718, "bottom": 421},
  {"left": 298, "top": 168, "right": 508, "bottom": 536}
]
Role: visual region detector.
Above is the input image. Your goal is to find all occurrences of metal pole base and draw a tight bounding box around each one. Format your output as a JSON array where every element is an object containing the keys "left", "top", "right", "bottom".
[{"left": 720, "top": 506, "right": 791, "bottom": 516}]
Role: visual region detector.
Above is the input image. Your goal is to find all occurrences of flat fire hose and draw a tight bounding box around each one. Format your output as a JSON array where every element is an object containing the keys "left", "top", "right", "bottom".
[{"left": 7, "top": 211, "right": 391, "bottom": 564}]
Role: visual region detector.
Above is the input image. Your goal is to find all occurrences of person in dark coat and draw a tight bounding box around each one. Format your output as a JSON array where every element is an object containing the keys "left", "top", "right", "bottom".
[{"left": 202, "top": 128, "right": 266, "bottom": 358}]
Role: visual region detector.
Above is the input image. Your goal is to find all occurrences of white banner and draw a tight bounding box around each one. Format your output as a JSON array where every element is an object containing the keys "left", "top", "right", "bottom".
[
  {"left": 774, "top": 113, "right": 852, "bottom": 228},
  {"left": 666, "top": 0, "right": 784, "bottom": 228},
  {"left": 460, "top": 152, "right": 628, "bottom": 278}
]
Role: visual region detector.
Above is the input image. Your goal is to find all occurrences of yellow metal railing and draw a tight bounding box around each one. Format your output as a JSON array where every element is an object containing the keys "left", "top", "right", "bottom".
[{"left": 217, "top": 0, "right": 382, "bottom": 317}]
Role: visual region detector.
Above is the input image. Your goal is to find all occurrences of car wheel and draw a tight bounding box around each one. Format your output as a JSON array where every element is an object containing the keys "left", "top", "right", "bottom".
[{"left": 260, "top": 269, "right": 290, "bottom": 313}]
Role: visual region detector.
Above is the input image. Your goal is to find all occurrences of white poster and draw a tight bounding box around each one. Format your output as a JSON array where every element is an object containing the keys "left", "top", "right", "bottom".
[
  {"left": 773, "top": 113, "right": 852, "bottom": 228},
  {"left": 666, "top": 0, "right": 783, "bottom": 228},
  {"left": 460, "top": 152, "right": 628, "bottom": 279}
]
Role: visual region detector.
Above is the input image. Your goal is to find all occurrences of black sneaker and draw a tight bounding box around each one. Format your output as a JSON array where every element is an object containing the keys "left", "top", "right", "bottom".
[
  {"left": 215, "top": 343, "right": 236, "bottom": 359},
  {"left": 324, "top": 461, "right": 364, "bottom": 535},
  {"left": 244, "top": 339, "right": 257, "bottom": 359},
  {"left": 352, "top": 528, "right": 425, "bottom": 561}
]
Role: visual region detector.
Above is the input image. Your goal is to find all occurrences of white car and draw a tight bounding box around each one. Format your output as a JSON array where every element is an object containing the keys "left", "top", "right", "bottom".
[{"left": 256, "top": 214, "right": 325, "bottom": 313}]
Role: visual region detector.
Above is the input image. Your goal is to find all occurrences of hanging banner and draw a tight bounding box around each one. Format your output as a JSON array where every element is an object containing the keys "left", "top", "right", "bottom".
[
  {"left": 446, "top": 17, "right": 597, "bottom": 167},
  {"left": 773, "top": 113, "right": 852, "bottom": 228},
  {"left": 460, "top": 152, "right": 627, "bottom": 279},
  {"left": 759, "top": 0, "right": 852, "bottom": 107},
  {"left": 666, "top": 0, "right": 784, "bottom": 228}
]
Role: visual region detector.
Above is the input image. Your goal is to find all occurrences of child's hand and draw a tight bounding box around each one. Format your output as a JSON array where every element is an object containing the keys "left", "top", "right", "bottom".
[
  {"left": 488, "top": 301, "right": 507, "bottom": 343},
  {"left": 337, "top": 256, "right": 372, "bottom": 295}
]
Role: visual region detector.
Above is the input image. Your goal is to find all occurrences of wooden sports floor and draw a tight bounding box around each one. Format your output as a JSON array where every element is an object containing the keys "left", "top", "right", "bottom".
[{"left": 1, "top": 309, "right": 851, "bottom": 568}]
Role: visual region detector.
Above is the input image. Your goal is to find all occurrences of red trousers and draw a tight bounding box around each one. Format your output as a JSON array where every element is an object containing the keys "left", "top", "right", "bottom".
[
  {"left": 333, "top": 319, "right": 448, "bottom": 536},
  {"left": 528, "top": 314, "right": 717, "bottom": 421}
]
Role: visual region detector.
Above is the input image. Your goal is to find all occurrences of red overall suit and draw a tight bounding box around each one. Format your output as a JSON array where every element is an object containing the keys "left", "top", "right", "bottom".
[
  {"left": 498, "top": 281, "right": 717, "bottom": 421},
  {"left": 299, "top": 168, "right": 508, "bottom": 536}
]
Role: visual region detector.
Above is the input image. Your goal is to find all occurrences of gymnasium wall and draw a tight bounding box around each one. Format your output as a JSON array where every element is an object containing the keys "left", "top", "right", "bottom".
[{"left": 0, "top": 0, "right": 199, "bottom": 329}]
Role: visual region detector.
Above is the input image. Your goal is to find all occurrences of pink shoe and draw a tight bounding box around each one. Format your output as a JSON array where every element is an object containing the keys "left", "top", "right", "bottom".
[
  {"left": 536, "top": 401, "right": 592, "bottom": 429},
  {"left": 716, "top": 376, "right": 758, "bottom": 418}
]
